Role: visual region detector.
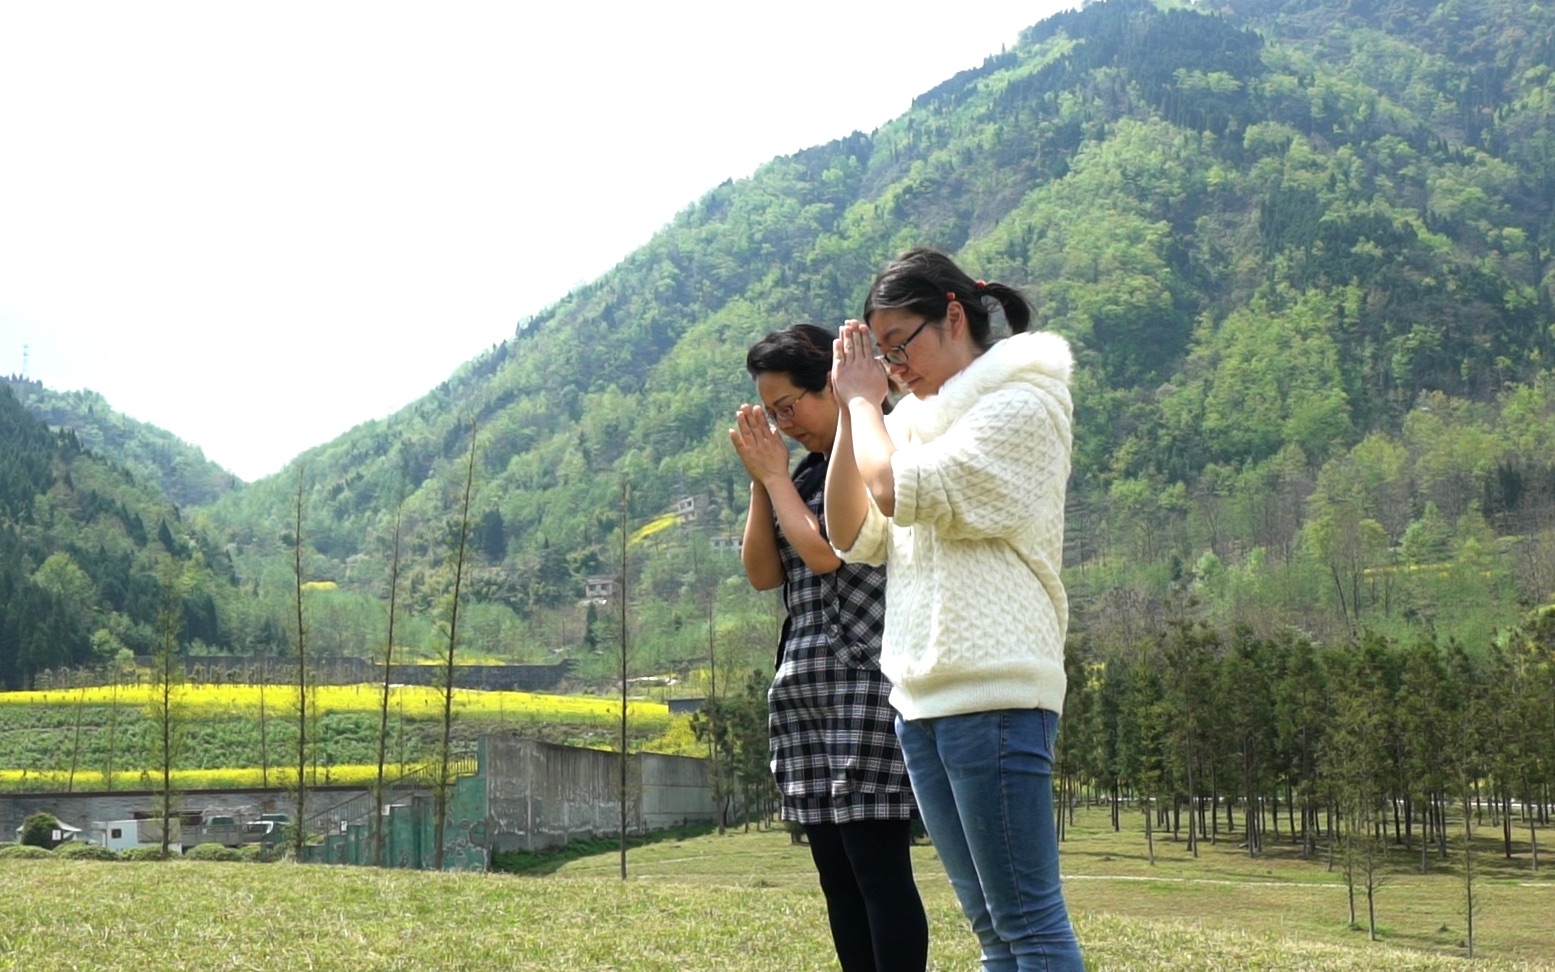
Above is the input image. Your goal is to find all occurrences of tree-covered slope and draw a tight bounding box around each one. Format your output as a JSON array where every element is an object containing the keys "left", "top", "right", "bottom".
[
  {"left": 3, "top": 376, "right": 241, "bottom": 508},
  {"left": 0, "top": 383, "right": 244, "bottom": 688},
  {"left": 181, "top": 0, "right": 1553, "bottom": 650}
]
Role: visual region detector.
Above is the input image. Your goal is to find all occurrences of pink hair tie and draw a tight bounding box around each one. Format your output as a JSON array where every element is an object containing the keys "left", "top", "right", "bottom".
[
  {"left": 945, "top": 291, "right": 956, "bottom": 301},
  {"left": 975, "top": 279, "right": 987, "bottom": 289}
]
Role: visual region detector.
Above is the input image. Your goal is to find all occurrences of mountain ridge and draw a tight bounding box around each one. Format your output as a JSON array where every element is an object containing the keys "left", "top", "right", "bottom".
[
  {"left": 2, "top": 375, "right": 242, "bottom": 509},
  {"left": 7, "top": 0, "right": 1554, "bottom": 661}
]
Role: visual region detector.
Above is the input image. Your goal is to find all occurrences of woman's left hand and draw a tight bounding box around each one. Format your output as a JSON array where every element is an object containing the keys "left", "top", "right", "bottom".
[
  {"left": 832, "top": 320, "right": 889, "bottom": 405},
  {"left": 729, "top": 404, "right": 792, "bottom": 485}
]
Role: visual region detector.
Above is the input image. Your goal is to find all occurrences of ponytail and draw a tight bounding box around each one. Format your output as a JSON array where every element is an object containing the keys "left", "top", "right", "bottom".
[{"left": 976, "top": 281, "right": 1031, "bottom": 335}]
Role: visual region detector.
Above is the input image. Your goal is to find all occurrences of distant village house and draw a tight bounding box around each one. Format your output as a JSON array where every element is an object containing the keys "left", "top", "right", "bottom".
[{"left": 585, "top": 575, "right": 618, "bottom": 601}]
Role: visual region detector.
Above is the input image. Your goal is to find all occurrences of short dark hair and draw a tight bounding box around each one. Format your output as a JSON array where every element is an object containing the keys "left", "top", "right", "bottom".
[
  {"left": 745, "top": 323, "right": 833, "bottom": 391},
  {"left": 863, "top": 248, "right": 1032, "bottom": 350}
]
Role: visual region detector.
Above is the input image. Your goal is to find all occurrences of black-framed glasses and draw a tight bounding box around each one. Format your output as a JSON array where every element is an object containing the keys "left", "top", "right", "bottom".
[
  {"left": 768, "top": 389, "right": 812, "bottom": 424},
  {"left": 879, "top": 318, "right": 938, "bottom": 366}
]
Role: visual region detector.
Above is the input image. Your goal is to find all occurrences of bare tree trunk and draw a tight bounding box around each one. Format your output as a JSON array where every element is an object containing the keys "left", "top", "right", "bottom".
[
  {"left": 1210, "top": 769, "right": 1220, "bottom": 845},
  {"left": 1360, "top": 803, "right": 1384, "bottom": 942},
  {"left": 1185, "top": 747, "right": 1198, "bottom": 858},
  {"left": 1462, "top": 791, "right": 1477, "bottom": 959},
  {"left": 258, "top": 666, "right": 269, "bottom": 788},
  {"left": 1329, "top": 564, "right": 1352, "bottom": 633},
  {"left": 1343, "top": 815, "right": 1356, "bottom": 926},
  {"left": 692, "top": 537, "right": 724, "bottom": 835},
  {"left": 375, "top": 489, "right": 406, "bottom": 868},
  {"left": 1300, "top": 798, "right": 1309, "bottom": 854},
  {"left": 153, "top": 565, "right": 185, "bottom": 859},
  {"left": 1530, "top": 797, "right": 1541, "bottom": 872},
  {"left": 103, "top": 674, "right": 119, "bottom": 791},
  {"left": 292, "top": 468, "right": 309, "bottom": 860},
  {"left": 1436, "top": 793, "right": 1449, "bottom": 860},
  {"left": 67, "top": 677, "right": 85, "bottom": 792},
  {"left": 618, "top": 477, "right": 631, "bottom": 881},
  {"left": 1327, "top": 802, "right": 1337, "bottom": 873},
  {"left": 433, "top": 422, "right": 478, "bottom": 871},
  {"left": 1503, "top": 792, "right": 1514, "bottom": 860},
  {"left": 1144, "top": 799, "right": 1155, "bottom": 866},
  {"left": 1365, "top": 875, "right": 1378, "bottom": 941}
]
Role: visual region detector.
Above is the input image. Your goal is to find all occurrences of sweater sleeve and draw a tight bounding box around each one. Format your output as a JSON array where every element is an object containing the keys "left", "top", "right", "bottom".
[
  {"left": 891, "top": 385, "right": 1070, "bottom": 540},
  {"left": 833, "top": 487, "right": 890, "bottom": 566}
]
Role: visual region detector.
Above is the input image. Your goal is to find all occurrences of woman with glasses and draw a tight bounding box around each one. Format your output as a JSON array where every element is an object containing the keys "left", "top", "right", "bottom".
[
  {"left": 730, "top": 323, "right": 927, "bottom": 972},
  {"left": 826, "top": 249, "right": 1085, "bottom": 971}
]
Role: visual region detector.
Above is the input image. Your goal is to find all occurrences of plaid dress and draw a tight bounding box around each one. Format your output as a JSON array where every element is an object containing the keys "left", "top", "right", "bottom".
[{"left": 769, "top": 452, "right": 915, "bottom": 825}]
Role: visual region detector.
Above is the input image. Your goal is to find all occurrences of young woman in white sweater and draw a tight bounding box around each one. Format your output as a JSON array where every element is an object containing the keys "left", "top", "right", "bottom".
[{"left": 826, "top": 249, "right": 1084, "bottom": 971}]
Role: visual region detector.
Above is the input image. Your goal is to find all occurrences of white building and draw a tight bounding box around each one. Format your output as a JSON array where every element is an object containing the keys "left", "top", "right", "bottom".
[{"left": 86, "top": 818, "right": 170, "bottom": 852}]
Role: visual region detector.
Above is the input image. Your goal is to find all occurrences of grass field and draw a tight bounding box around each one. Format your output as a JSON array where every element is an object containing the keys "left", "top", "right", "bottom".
[{"left": 2, "top": 806, "right": 1550, "bottom": 971}]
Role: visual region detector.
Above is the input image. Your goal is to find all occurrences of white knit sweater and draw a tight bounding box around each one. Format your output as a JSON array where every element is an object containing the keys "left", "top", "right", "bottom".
[{"left": 837, "top": 330, "right": 1073, "bottom": 721}]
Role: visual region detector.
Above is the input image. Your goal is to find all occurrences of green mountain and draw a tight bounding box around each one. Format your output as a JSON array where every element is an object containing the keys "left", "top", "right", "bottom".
[
  {"left": 11, "top": 0, "right": 1555, "bottom": 670},
  {"left": 3, "top": 377, "right": 242, "bottom": 508},
  {"left": 0, "top": 383, "right": 245, "bottom": 688}
]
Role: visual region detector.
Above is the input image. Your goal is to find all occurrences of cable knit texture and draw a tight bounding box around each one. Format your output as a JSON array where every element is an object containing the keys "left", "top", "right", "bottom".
[{"left": 837, "top": 330, "right": 1073, "bottom": 720}]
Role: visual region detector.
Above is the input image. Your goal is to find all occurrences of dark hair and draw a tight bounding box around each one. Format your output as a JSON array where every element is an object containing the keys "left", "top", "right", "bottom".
[
  {"left": 745, "top": 323, "right": 833, "bottom": 391},
  {"left": 862, "top": 248, "right": 1032, "bottom": 351}
]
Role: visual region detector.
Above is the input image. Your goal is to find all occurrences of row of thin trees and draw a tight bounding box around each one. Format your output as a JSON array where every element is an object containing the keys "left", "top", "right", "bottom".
[
  {"left": 97, "top": 427, "right": 478, "bottom": 866},
  {"left": 1052, "top": 607, "right": 1555, "bottom": 945},
  {"left": 280, "top": 423, "right": 482, "bottom": 867},
  {"left": 1059, "top": 618, "right": 1553, "bottom": 863}
]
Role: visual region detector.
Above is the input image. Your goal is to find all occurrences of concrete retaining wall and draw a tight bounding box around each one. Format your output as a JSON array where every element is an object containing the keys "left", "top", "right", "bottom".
[{"left": 484, "top": 736, "right": 714, "bottom": 852}]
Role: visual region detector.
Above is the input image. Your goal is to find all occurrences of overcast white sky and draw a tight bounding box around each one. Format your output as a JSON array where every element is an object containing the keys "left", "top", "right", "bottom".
[{"left": 0, "top": 1, "right": 1072, "bottom": 482}]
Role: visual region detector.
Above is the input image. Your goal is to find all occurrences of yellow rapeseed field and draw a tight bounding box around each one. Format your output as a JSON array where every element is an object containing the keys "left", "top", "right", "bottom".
[
  {"left": 0, "top": 683, "right": 672, "bottom": 728},
  {"left": 0, "top": 762, "right": 412, "bottom": 790}
]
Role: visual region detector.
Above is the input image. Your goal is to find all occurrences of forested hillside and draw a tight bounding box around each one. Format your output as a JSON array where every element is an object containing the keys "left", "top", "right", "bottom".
[
  {"left": 3, "top": 377, "right": 240, "bottom": 508},
  {"left": 13, "top": 0, "right": 1555, "bottom": 672},
  {"left": 0, "top": 384, "right": 244, "bottom": 688}
]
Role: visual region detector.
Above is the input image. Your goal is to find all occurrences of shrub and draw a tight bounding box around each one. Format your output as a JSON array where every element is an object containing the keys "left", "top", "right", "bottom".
[
  {"left": 121, "top": 846, "right": 176, "bottom": 861},
  {"left": 184, "top": 842, "right": 242, "bottom": 862},
  {"left": 19, "top": 812, "right": 62, "bottom": 849},
  {"left": 52, "top": 841, "right": 120, "bottom": 861},
  {"left": 236, "top": 842, "right": 275, "bottom": 863},
  {"left": 0, "top": 843, "right": 53, "bottom": 859}
]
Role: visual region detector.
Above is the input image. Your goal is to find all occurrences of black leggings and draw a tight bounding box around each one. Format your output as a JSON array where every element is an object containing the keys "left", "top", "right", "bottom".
[{"left": 804, "top": 818, "right": 928, "bottom": 972}]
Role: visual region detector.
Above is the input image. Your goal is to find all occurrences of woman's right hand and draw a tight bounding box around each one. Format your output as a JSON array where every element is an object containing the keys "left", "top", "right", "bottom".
[
  {"left": 729, "top": 404, "right": 791, "bottom": 485},
  {"left": 832, "top": 319, "right": 889, "bottom": 406}
]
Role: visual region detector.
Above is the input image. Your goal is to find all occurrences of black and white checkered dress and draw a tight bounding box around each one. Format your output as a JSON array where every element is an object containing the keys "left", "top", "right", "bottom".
[{"left": 769, "top": 452, "right": 915, "bottom": 825}]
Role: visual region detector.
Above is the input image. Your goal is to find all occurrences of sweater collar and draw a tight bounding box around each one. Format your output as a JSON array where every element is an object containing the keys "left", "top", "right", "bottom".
[{"left": 893, "top": 331, "right": 1074, "bottom": 442}]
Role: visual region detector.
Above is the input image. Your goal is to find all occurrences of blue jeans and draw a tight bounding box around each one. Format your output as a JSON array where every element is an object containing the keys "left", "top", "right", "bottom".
[{"left": 896, "top": 708, "right": 1084, "bottom": 972}]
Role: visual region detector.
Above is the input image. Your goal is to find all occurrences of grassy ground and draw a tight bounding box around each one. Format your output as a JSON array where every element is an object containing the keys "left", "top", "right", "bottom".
[
  {"left": 1046, "top": 805, "right": 1554, "bottom": 963},
  {"left": 1, "top": 806, "right": 1550, "bottom": 971}
]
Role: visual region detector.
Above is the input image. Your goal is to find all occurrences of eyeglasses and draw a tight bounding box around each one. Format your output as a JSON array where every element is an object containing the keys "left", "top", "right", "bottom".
[
  {"left": 878, "top": 317, "right": 938, "bottom": 366},
  {"left": 768, "top": 389, "right": 812, "bottom": 424}
]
